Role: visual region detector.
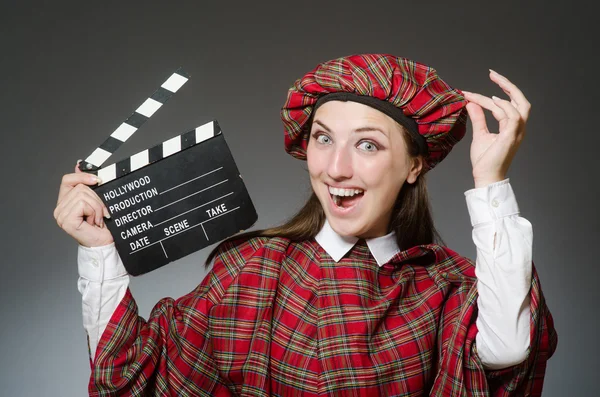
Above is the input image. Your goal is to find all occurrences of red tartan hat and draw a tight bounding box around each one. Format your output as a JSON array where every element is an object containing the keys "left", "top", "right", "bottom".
[{"left": 280, "top": 54, "right": 468, "bottom": 171}]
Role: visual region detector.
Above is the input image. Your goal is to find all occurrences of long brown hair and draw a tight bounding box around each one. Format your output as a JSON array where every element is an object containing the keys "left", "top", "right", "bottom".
[{"left": 206, "top": 124, "right": 443, "bottom": 265}]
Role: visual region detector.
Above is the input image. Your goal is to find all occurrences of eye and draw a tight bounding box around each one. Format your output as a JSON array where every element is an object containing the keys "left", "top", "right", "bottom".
[
  {"left": 357, "top": 141, "right": 378, "bottom": 152},
  {"left": 314, "top": 133, "right": 332, "bottom": 145}
]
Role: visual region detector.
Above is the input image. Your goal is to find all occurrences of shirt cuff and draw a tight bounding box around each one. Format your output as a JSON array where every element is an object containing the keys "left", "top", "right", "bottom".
[
  {"left": 77, "top": 243, "right": 128, "bottom": 282},
  {"left": 464, "top": 178, "right": 520, "bottom": 226}
]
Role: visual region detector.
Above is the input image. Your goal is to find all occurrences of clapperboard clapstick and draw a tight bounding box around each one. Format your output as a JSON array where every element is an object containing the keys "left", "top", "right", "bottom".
[{"left": 79, "top": 68, "right": 258, "bottom": 275}]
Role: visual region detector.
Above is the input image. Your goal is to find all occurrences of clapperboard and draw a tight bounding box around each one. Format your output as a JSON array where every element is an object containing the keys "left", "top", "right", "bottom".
[{"left": 79, "top": 68, "right": 257, "bottom": 275}]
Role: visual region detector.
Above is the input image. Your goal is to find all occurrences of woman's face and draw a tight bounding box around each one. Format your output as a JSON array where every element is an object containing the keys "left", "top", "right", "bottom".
[{"left": 307, "top": 101, "right": 423, "bottom": 239}]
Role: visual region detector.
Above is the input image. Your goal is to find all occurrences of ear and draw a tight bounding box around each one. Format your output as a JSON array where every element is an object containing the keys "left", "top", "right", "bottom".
[{"left": 406, "top": 156, "right": 424, "bottom": 184}]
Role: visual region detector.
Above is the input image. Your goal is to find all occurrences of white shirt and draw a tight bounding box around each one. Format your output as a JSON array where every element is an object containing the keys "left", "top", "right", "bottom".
[{"left": 78, "top": 179, "right": 531, "bottom": 370}]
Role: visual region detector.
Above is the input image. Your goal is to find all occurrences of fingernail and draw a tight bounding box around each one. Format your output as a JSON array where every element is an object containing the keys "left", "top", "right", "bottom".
[
  {"left": 489, "top": 69, "right": 507, "bottom": 80},
  {"left": 492, "top": 95, "right": 501, "bottom": 101},
  {"left": 77, "top": 159, "right": 83, "bottom": 165},
  {"left": 96, "top": 176, "right": 103, "bottom": 184},
  {"left": 105, "top": 211, "right": 111, "bottom": 219}
]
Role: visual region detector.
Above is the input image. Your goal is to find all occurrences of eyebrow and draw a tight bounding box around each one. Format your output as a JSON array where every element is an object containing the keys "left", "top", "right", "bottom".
[{"left": 313, "top": 120, "right": 389, "bottom": 137}]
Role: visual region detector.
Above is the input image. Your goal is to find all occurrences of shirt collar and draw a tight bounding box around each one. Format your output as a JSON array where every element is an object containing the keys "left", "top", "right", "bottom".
[{"left": 315, "top": 220, "right": 401, "bottom": 267}]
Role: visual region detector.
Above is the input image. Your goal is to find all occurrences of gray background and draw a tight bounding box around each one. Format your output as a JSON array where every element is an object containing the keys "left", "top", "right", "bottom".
[{"left": 1, "top": 1, "right": 597, "bottom": 395}]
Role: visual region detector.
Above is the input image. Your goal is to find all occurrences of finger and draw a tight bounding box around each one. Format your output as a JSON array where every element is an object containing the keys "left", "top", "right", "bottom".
[
  {"left": 86, "top": 208, "right": 96, "bottom": 226},
  {"left": 75, "top": 189, "right": 106, "bottom": 227},
  {"left": 58, "top": 172, "right": 102, "bottom": 203},
  {"left": 77, "top": 200, "right": 107, "bottom": 230},
  {"left": 61, "top": 172, "right": 101, "bottom": 187},
  {"left": 61, "top": 200, "right": 97, "bottom": 233},
  {"left": 57, "top": 182, "right": 103, "bottom": 213},
  {"left": 74, "top": 184, "right": 107, "bottom": 214},
  {"left": 66, "top": 198, "right": 99, "bottom": 227},
  {"left": 80, "top": 184, "right": 111, "bottom": 219},
  {"left": 489, "top": 70, "right": 531, "bottom": 120},
  {"left": 55, "top": 194, "right": 96, "bottom": 228},
  {"left": 491, "top": 96, "right": 524, "bottom": 140},
  {"left": 56, "top": 187, "right": 106, "bottom": 227},
  {"left": 74, "top": 183, "right": 111, "bottom": 219},
  {"left": 497, "top": 86, "right": 518, "bottom": 108},
  {"left": 56, "top": 198, "right": 91, "bottom": 230},
  {"left": 491, "top": 96, "right": 521, "bottom": 120},
  {"left": 463, "top": 91, "right": 508, "bottom": 122},
  {"left": 74, "top": 159, "right": 86, "bottom": 174},
  {"left": 465, "top": 102, "right": 489, "bottom": 137}
]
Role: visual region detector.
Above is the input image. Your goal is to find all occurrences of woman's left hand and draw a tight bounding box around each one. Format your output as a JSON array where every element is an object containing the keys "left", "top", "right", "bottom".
[{"left": 462, "top": 70, "right": 530, "bottom": 188}]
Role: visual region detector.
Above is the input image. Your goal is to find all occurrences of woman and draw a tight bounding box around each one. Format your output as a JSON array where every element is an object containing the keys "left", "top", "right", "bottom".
[{"left": 55, "top": 54, "right": 556, "bottom": 396}]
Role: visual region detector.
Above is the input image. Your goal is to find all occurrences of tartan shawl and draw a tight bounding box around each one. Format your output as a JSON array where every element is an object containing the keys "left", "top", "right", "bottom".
[{"left": 89, "top": 237, "right": 557, "bottom": 396}]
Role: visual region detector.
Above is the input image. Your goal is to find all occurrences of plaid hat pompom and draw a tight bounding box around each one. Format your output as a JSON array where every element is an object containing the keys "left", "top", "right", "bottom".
[{"left": 280, "top": 54, "right": 468, "bottom": 171}]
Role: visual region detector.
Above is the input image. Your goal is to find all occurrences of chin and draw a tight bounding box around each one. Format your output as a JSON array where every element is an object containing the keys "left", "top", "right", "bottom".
[{"left": 327, "top": 216, "right": 369, "bottom": 238}]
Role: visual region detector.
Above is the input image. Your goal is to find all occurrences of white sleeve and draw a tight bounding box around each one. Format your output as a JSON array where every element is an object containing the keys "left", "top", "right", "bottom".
[
  {"left": 465, "top": 179, "right": 532, "bottom": 370},
  {"left": 77, "top": 243, "right": 129, "bottom": 360}
]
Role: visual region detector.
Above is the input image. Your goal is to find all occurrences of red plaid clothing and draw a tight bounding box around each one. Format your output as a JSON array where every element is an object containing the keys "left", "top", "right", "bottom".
[{"left": 90, "top": 237, "right": 556, "bottom": 396}]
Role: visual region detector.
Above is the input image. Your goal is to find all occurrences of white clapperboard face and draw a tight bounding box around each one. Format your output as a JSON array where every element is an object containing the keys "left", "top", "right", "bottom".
[{"left": 79, "top": 69, "right": 257, "bottom": 275}]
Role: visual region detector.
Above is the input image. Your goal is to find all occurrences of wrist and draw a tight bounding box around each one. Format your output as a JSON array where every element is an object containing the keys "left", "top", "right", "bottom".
[
  {"left": 473, "top": 174, "right": 506, "bottom": 188},
  {"left": 79, "top": 235, "right": 114, "bottom": 248}
]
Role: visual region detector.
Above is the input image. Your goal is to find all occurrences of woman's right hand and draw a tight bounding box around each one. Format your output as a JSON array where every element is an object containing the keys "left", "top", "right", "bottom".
[{"left": 54, "top": 161, "right": 114, "bottom": 247}]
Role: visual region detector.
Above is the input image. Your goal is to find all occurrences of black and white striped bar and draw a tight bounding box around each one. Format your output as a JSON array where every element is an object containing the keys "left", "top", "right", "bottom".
[
  {"left": 97, "top": 120, "right": 218, "bottom": 185},
  {"left": 80, "top": 67, "right": 189, "bottom": 172}
]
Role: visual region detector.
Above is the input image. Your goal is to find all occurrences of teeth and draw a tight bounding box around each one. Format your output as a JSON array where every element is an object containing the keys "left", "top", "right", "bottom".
[{"left": 328, "top": 187, "right": 364, "bottom": 197}]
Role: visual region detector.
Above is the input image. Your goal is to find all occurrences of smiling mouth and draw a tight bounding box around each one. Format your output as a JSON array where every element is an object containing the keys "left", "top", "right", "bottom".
[{"left": 329, "top": 187, "right": 364, "bottom": 209}]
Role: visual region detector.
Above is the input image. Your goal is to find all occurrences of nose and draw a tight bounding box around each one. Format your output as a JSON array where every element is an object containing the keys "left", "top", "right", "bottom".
[{"left": 327, "top": 145, "right": 353, "bottom": 180}]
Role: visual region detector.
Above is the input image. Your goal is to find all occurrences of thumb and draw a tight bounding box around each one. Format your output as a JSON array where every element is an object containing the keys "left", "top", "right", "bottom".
[{"left": 466, "top": 102, "right": 489, "bottom": 138}]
